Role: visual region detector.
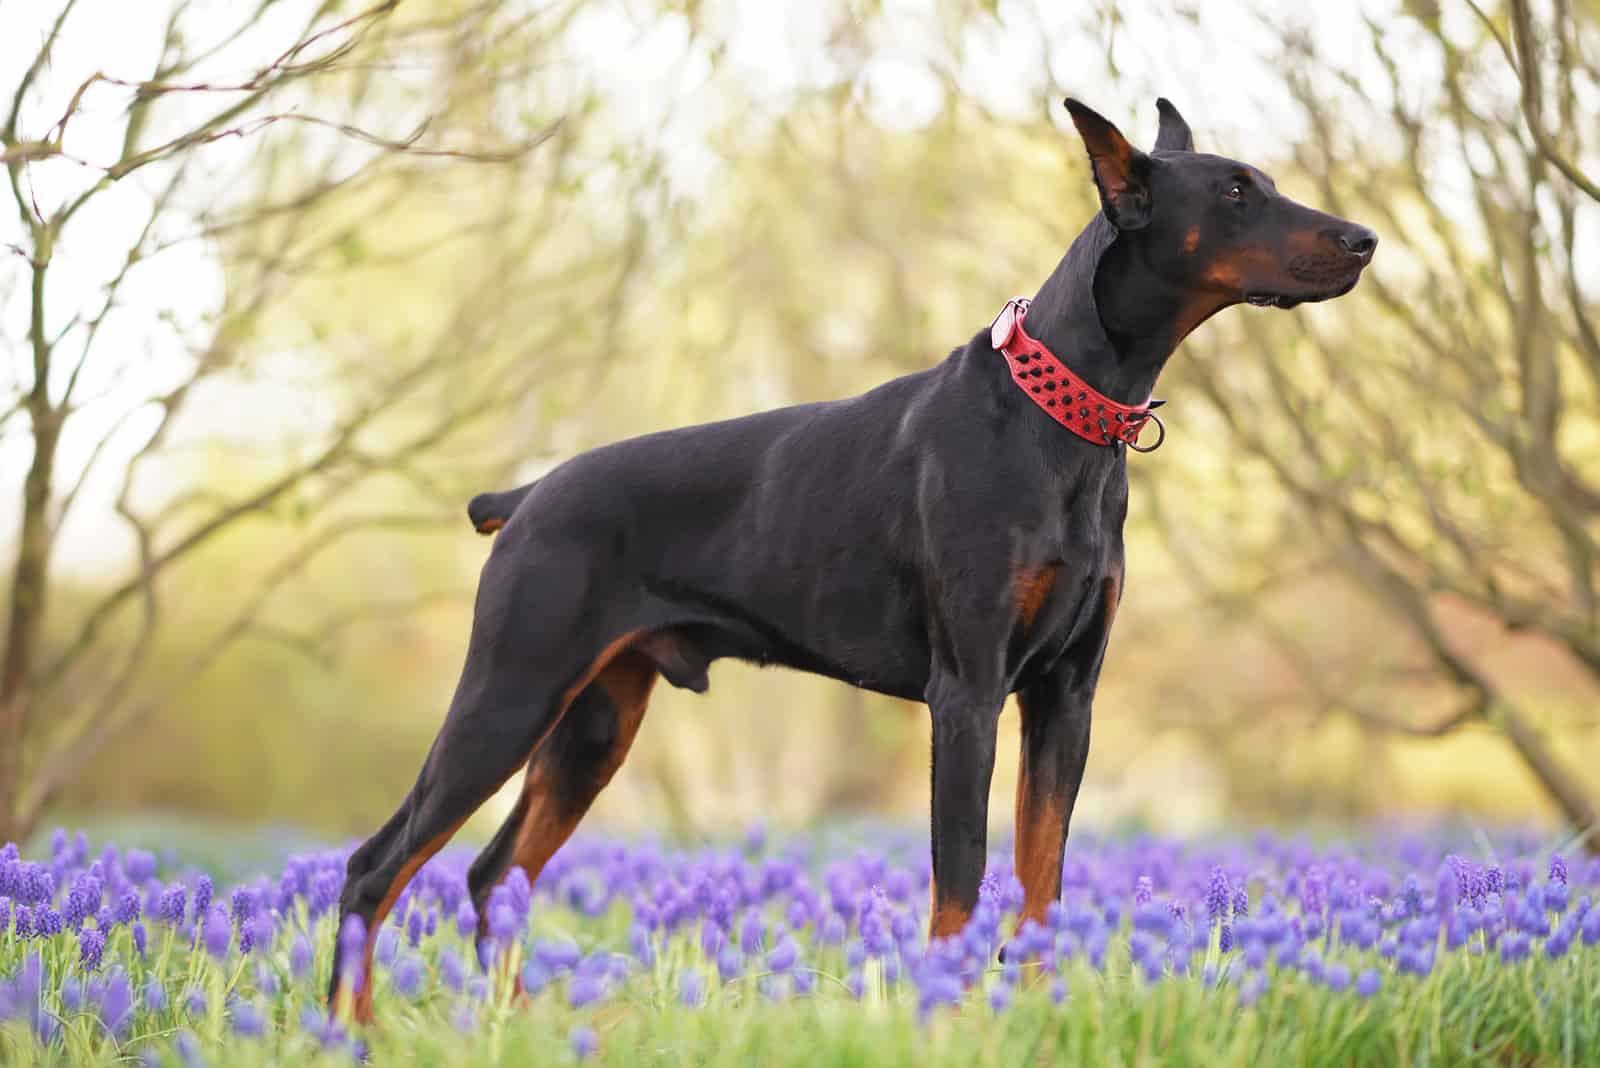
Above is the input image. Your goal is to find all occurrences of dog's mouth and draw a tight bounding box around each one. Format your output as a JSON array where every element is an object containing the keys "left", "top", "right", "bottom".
[
  {"left": 1244, "top": 293, "right": 1302, "bottom": 308},
  {"left": 1244, "top": 274, "right": 1362, "bottom": 310}
]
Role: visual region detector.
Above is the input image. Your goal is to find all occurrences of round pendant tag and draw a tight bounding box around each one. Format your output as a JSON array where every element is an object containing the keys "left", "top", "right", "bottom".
[{"left": 990, "top": 304, "right": 1016, "bottom": 351}]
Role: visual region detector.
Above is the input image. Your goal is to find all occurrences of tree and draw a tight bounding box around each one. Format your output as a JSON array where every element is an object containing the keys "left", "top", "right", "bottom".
[
  {"left": 1141, "top": 0, "right": 1600, "bottom": 842},
  {"left": 0, "top": 0, "right": 656, "bottom": 842}
]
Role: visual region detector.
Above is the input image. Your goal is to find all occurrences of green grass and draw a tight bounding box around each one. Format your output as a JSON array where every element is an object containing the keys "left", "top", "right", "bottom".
[{"left": 5, "top": 895, "right": 1599, "bottom": 1067}]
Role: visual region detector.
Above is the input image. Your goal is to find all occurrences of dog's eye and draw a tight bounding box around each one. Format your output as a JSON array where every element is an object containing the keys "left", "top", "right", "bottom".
[{"left": 1224, "top": 183, "right": 1244, "bottom": 201}]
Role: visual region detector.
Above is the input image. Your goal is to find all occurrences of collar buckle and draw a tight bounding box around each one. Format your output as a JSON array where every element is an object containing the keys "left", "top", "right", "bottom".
[{"left": 990, "top": 297, "right": 1031, "bottom": 351}]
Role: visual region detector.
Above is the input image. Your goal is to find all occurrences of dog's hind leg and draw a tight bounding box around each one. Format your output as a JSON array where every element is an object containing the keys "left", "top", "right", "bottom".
[
  {"left": 329, "top": 550, "right": 640, "bottom": 1021},
  {"left": 465, "top": 650, "right": 657, "bottom": 965}
]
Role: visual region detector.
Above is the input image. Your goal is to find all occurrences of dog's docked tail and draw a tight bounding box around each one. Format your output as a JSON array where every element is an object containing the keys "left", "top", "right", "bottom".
[{"left": 466, "top": 481, "right": 538, "bottom": 535}]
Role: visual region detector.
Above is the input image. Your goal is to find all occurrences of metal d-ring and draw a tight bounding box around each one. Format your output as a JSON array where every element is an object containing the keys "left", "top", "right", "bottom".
[{"left": 1127, "top": 411, "right": 1166, "bottom": 453}]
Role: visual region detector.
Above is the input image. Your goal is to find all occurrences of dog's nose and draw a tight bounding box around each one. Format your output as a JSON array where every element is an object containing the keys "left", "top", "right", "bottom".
[{"left": 1338, "top": 226, "right": 1378, "bottom": 262}]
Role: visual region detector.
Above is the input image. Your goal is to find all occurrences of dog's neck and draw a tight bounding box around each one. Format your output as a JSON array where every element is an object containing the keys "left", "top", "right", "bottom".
[{"left": 1022, "top": 216, "right": 1207, "bottom": 407}]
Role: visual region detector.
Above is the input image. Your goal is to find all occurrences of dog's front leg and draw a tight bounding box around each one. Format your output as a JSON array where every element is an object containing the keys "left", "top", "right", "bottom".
[
  {"left": 925, "top": 670, "right": 1005, "bottom": 942},
  {"left": 1011, "top": 571, "right": 1119, "bottom": 939},
  {"left": 1012, "top": 674, "right": 1093, "bottom": 934}
]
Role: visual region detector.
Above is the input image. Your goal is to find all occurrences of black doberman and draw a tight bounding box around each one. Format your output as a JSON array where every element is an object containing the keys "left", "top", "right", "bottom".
[{"left": 329, "top": 97, "right": 1375, "bottom": 1017}]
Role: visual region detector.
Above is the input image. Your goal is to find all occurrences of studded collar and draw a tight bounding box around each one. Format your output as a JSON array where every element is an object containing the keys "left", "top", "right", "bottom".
[{"left": 989, "top": 298, "right": 1164, "bottom": 452}]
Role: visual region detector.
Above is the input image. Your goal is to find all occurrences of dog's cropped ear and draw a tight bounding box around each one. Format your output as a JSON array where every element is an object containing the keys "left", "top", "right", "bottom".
[
  {"left": 1063, "top": 98, "right": 1152, "bottom": 230},
  {"left": 1154, "top": 97, "right": 1195, "bottom": 152}
]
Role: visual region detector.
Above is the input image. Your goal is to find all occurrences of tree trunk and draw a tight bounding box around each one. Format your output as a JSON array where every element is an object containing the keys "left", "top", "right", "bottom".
[
  {"left": 0, "top": 415, "right": 57, "bottom": 847},
  {"left": 0, "top": 258, "right": 57, "bottom": 848},
  {"left": 1496, "top": 702, "right": 1600, "bottom": 853}
]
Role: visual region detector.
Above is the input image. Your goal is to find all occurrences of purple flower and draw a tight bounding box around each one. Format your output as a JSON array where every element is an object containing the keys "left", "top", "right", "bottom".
[
  {"left": 1355, "top": 969, "right": 1381, "bottom": 998},
  {"left": 406, "top": 908, "right": 425, "bottom": 948},
  {"left": 338, "top": 914, "right": 367, "bottom": 991},
  {"left": 679, "top": 969, "right": 706, "bottom": 1006},
  {"left": 739, "top": 910, "right": 765, "bottom": 953},
  {"left": 568, "top": 974, "right": 607, "bottom": 1008},
  {"left": 115, "top": 890, "right": 140, "bottom": 926},
  {"left": 701, "top": 918, "right": 727, "bottom": 957},
  {"left": 175, "top": 1030, "right": 206, "bottom": 1068},
  {"left": 630, "top": 923, "right": 655, "bottom": 966},
  {"left": 487, "top": 904, "right": 517, "bottom": 945},
  {"left": 1581, "top": 909, "right": 1600, "bottom": 946},
  {"left": 1550, "top": 854, "right": 1569, "bottom": 887},
  {"left": 78, "top": 925, "right": 106, "bottom": 970},
  {"left": 533, "top": 940, "right": 580, "bottom": 973},
  {"left": 230, "top": 1000, "right": 265, "bottom": 1038},
  {"left": 243, "top": 914, "right": 271, "bottom": 956},
  {"left": 917, "top": 972, "right": 963, "bottom": 1018},
  {"left": 375, "top": 926, "right": 399, "bottom": 967},
  {"left": 145, "top": 981, "right": 167, "bottom": 1013},
  {"left": 202, "top": 907, "right": 232, "bottom": 959},
  {"left": 1500, "top": 932, "right": 1531, "bottom": 962},
  {"left": 768, "top": 935, "right": 798, "bottom": 974},
  {"left": 158, "top": 885, "right": 187, "bottom": 927},
  {"left": 229, "top": 887, "right": 255, "bottom": 928},
  {"left": 988, "top": 981, "right": 1012, "bottom": 1013},
  {"left": 1434, "top": 860, "right": 1459, "bottom": 916},
  {"left": 570, "top": 1025, "right": 599, "bottom": 1060},
  {"left": 125, "top": 850, "right": 157, "bottom": 882},
  {"left": 92, "top": 968, "right": 134, "bottom": 1037},
  {"left": 132, "top": 921, "right": 147, "bottom": 957},
  {"left": 441, "top": 948, "right": 466, "bottom": 992},
  {"left": 193, "top": 874, "right": 213, "bottom": 923},
  {"left": 392, "top": 954, "right": 425, "bottom": 998},
  {"left": 290, "top": 933, "right": 313, "bottom": 978},
  {"left": 1134, "top": 875, "right": 1153, "bottom": 906},
  {"left": 717, "top": 945, "right": 742, "bottom": 982},
  {"left": 1206, "top": 867, "right": 1231, "bottom": 927},
  {"left": 185, "top": 987, "right": 208, "bottom": 1016}
]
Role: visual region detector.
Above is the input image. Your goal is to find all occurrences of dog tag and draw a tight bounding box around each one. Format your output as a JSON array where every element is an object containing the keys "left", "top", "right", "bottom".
[{"left": 990, "top": 302, "right": 1017, "bottom": 350}]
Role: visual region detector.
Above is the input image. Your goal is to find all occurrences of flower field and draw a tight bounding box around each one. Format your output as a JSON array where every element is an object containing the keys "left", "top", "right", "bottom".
[{"left": 1, "top": 825, "right": 1598, "bottom": 1067}]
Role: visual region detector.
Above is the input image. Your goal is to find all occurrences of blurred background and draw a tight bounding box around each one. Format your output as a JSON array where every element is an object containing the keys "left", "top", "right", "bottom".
[{"left": 2, "top": 0, "right": 1596, "bottom": 850}]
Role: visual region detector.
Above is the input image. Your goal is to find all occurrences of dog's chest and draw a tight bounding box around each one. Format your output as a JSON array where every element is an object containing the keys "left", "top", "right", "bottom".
[{"left": 1000, "top": 468, "right": 1127, "bottom": 676}]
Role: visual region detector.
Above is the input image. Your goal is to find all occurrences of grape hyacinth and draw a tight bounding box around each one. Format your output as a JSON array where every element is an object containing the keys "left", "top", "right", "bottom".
[{"left": 0, "top": 824, "right": 1595, "bottom": 1065}]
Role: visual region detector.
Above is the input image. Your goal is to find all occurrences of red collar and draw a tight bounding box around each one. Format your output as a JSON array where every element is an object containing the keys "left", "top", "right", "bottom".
[{"left": 989, "top": 298, "right": 1165, "bottom": 452}]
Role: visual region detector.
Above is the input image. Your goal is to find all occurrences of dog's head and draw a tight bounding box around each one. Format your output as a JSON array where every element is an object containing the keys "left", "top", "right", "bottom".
[{"left": 1063, "top": 97, "right": 1376, "bottom": 310}]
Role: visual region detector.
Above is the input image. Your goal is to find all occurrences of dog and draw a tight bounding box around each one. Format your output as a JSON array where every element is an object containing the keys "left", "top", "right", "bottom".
[{"left": 329, "top": 97, "right": 1375, "bottom": 1018}]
